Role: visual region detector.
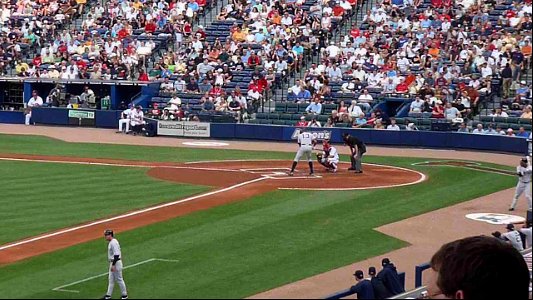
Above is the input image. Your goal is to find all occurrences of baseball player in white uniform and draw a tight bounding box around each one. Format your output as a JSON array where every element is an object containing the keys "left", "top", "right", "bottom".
[
  {"left": 289, "top": 129, "right": 316, "bottom": 176},
  {"left": 502, "top": 224, "right": 524, "bottom": 252},
  {"left": 509, "top": 157, "right": 532, "bottom": 211},
  {"left": 103, "top": 230, "right": 128, "bottom": 300},
  {"left": 117, "top": 106, "right": 132, "bottom": 133},
  {"left": 317, "top": 140, "right": 339, "bottom": 172}
]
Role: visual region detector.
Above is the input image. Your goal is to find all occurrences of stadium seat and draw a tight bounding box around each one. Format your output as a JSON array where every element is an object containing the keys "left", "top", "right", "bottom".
[
  {"left": 254, "top": 113, "right": 267, "bottom": 120},
  {"left": 268, "top": 113, "right": 280, "bottom": 120},
  {"left": 292, "top": 114, "right": 304, "bottom": 120},
  {"left": 280, "top": 114, "right": 293, "bottom": 121},
  {"left": 274, "top": 102, "right": 287, "bottom": 113},
  {"left": 480, "top": 116, "right": 494, "bottom": 123},
  {"left": 286, "top": 103, "right": 298, "bottom": 113},
  {"left": 298, "top": 103, "right": 308, "bottom": 113},
  {"left": 497, "top": 123, "right": 510, "bottom": 130},
  {"left": 285, "top": 120, "right": 296, "bottom": 126},
  {"left": 323, "top": 104, "right": 337, "bottom": 114},
  {"left": 519, "top": 118, "right": 532, "bottom": 125},
  {"left": 493, "top": 117, "right": 507, "bottom": 123},
  {"left": 272, "top": 120, "right": 286, "bottom": 126},
  {"left": 506, "top": 117, "right": 519, "bottom": 124},
  {"left": 318, "top": 115, "right": 329, "bottom": 123}
]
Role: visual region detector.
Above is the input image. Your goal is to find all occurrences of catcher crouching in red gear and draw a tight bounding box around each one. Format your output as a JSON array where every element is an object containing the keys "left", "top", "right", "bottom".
[{"left": 317, "top": 140, "right": 340, "bottom": 172}]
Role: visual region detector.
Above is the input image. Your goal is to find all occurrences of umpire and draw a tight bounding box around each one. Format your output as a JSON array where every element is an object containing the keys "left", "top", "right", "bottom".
[{"left": 342, "top": 133, "right": 366, "bottom": 173}]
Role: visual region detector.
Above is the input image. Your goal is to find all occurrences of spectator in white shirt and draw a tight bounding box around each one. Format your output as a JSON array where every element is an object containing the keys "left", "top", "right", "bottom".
[
  {"left": 445, "top": 103, "right": 461, "bottom": 120},
  {"left": 357, "top": 90, "right": 373, "bottom": 111},
  {"left": 25, "top": 90, "right": 43, "bottom": 126},
  {"left": 410, "top": 97, "right": 424, "bottom": 113},
  {"left": 490, "top": 108, "right": 509, "bottom": 118},
  {"left": 472, "top": 124, "right": 485, "bottom": 134},
  {"left": 160, "top": 77, "right": 175, "bottom": 94},
  {"left": 387, "top": 118, "right": 401, "bottom": 131},
  {"left": 348, "top": 100, "right": 364, "bottom": 119}
]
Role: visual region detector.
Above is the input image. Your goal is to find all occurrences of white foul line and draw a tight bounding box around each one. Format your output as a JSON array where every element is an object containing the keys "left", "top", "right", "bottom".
[
  {"left": 52, "top": 258, "right": 180, "bottom": 293},
  {"left": 0, "top": 177, "right": 267, "bottom": 252}
]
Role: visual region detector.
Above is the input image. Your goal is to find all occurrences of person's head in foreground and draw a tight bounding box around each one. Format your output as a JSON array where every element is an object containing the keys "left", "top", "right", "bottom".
[{"left": 427, "top": 236, "right": 530, "bottom": 299}]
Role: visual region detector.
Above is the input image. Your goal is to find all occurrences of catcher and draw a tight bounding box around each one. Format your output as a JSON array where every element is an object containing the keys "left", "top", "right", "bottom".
[{"left": 317, "top": 139, "right": 339, "bottom": 173}]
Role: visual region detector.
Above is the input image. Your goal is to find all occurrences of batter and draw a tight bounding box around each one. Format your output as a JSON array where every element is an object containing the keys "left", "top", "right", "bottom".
[{"left": 289, "top": 129, "right": 316, "bottom": 176}]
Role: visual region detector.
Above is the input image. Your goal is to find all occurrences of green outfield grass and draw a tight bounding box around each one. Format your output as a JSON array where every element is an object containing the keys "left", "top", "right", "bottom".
[
  {"left": 0, "top": 137, "right": 517, "bottom": 300},
  {"left": 0, "top": 134, "right": 294, "bottom": 162},
  {"left": 0, "top": 161, "right": 209, "bottom": 244}
]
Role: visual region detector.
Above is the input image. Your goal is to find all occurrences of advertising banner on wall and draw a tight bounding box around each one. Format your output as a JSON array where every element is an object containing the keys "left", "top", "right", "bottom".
[
  {"left": 157, "top": 121, "right": 210, "bottom": 138},
  {"left": 291, "top": 129, "right": 332, "bottom": 141}
]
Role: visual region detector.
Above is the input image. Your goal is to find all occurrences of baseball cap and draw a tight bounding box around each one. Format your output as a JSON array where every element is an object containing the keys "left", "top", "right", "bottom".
[
  {"left": 104, "top": 229, "right": 114, "bottom": 236},
  {"left": 521, "top": 157, "right": 529, "bottom": 163},
  {"left": 506, "top": 224, "right": 515, "bottom": 231},
  {"left": 382, "top": 258, "right": 391, "bottom": 266},
  {"left": 368, "top": 267, "right": 377, "bottom": 276},
  {"left": 353, "top": 270, "right": 364, "bottom": 279}
]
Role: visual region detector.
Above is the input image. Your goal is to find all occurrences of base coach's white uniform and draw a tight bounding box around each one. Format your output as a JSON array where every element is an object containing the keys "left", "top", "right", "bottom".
[
  {"left": 510, "top": 160, "right": 532, "bottom": 210},
  {"left": 294, "top": 132, "right": 315, "bottom": 162},
  {"left": 107, "top": 238, "right": 128, "bottom": 298}
]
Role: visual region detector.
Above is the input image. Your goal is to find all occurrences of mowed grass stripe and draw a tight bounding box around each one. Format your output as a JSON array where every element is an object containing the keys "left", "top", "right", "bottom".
[
  {"left": 0, "top": 134, "right": 294, "bottom": 162},
  {"left": 0, "top": 160, "right": 516, "bottom": 299},
  {"left": 0, "top": 161, "right": 208, "bottom": 244}
]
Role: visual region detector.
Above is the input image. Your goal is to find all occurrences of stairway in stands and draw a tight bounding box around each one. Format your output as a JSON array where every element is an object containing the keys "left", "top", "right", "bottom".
[{"left": 261, "top": 0, "right": 379, "bottom": 113}]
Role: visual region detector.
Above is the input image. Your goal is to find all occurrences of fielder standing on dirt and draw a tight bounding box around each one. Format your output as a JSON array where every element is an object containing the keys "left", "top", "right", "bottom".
[
  {"left": 509, "top": 157, "right": 532, "bottom": 211},
  {"left": 102, "top": 230, "right": 128, "bottom": 300},
  {"left": 317, "top": 139, "right": 339, "bottom": 173},
  {"left": 342, "top": 133, "right": 366, "bottom": 174},
  {"left": 289, "top": 129, "right": 316, "bottom": 176}
]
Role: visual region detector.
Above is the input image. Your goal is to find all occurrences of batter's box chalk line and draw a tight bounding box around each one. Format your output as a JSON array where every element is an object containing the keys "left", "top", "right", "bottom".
[{"left": 52, "top": 258, "right": 179, "bottom": 293}]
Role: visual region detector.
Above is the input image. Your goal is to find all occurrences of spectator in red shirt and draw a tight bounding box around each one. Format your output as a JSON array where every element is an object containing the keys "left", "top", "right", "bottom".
[
  {"left": 197, "top": 0, "right": 206, "bottom": 7},
  {"left": 196, "top": 26, "right": 206, "bottom": 40},
  {"left": 58, "top": 42, "right": 67, "bottom": 54},
  {"left": 76, "top": 57, "right": 87, "bottom": 69},
  {"left": 248, "top": 52, "right": 261, "bottom": 68},
  {"left": 431, "top": 102, "right": 445, "bottom": 118},
  {"left": 209, "top": 84, "right": 224, "bottom": 97},
  {"left": 431, "top": 0, "right": 442, "bottom": 8},
  {"left": 296, "top": 116, "right": 308, "bottom": 127},
  {"left": 32, "top": 54, "right": 42, "bottom": 67},
  {"left": 138, "top": 69, "right": 149, "bottom": 81},
  {"left": 434, "top": 75, "right": 448, "bottom": 88},
  {"left": 118, "top": 27, "right": 130, "bottom": 40},
  {"left": 145, "top": 20, "right": 157, "bottom": 34},
  {"left": 396, "top": 80, "right": 409, "bottom": 93},
  {"left": 333, "top": 6, "right": 345, "bottom": 18},
  {"left": 350, "top": 28, "right": 360, "bottom": 38}
]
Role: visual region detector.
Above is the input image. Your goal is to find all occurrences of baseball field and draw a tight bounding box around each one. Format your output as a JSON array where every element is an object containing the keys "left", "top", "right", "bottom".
[{"left": 0, "top": 132, "right": 520, "bottom": 299}]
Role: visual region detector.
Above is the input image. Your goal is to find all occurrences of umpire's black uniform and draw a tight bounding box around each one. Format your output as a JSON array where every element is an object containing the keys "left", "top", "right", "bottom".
[{"left": 343, "top": 134, "right": 366, "bottom": 173}]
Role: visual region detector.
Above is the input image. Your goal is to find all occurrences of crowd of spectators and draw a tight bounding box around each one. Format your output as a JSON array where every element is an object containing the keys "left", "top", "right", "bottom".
[
  {"left": 142, "top": 0, "right": 363, "bottom": 121},
  {"left": 290, "top": 0, "right": 532, "bottom": 130},
  {"left": 0, "top": 0, "right": 83, "bottom": 75}
]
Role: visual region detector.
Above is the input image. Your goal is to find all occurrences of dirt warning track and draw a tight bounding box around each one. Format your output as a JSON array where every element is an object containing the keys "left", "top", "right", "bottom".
[{"left": 0, "top": 154, "right": 424, "bottom": 265}]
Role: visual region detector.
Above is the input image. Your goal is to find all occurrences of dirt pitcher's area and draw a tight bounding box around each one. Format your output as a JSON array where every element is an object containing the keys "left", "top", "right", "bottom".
[{"left": 0, "top": 155, "right": 423, "bottom": 265}]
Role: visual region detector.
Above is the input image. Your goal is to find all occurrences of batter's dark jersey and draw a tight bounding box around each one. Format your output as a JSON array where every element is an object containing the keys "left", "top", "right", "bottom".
[{"left": 344, "top": 136, "right": 367, "bottom": 153}]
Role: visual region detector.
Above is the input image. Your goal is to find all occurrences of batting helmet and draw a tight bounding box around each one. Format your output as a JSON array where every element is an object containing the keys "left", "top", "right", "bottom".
[{"left": 104, "top": 229, "right": 114, "bottom": 237}]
